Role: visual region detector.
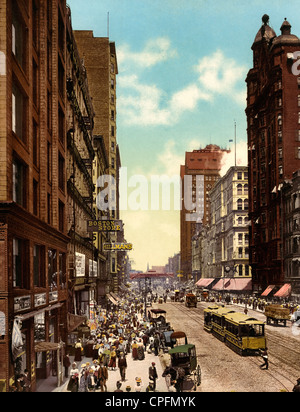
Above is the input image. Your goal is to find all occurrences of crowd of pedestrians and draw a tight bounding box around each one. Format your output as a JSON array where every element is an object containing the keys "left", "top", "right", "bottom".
[{"left": 65, "top": 296, "right": 171, "bottom": 392}]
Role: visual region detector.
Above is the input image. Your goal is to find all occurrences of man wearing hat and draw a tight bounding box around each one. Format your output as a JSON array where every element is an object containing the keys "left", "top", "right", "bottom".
[{"left": 149, "top": 362, "right": 158, "bottom": 391}]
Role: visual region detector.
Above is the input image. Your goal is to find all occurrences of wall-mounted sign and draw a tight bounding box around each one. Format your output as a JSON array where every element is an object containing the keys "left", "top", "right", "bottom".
[
  {"left": 89, "top": 260, "right": 98, "bottom": 277},
  {"left": 49, "top": 291, "right": 58, "bottom": 303},
  {"left": 14, "top": 296, "right": 31, "bottom": 312},
  {"left": 76, "top": 252, "right": 86, "bottom": 277},
  {"left": 103, "top": 243, "right": 133, "bottom": 252},
  {"left": 35, "top": 293, "right": 46, "bottom": 307},
  {"left": 87, "top": 220, "right": 123, "bottom": 233},
  {"left": 0, "top": 312, "right": 5, "bottom": 336}
]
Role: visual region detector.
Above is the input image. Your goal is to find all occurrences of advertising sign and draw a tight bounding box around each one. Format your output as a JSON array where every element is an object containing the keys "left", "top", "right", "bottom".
[
  {"left": 87, "top": 220, "right": 123, "bottom": 233},
  {"left": 103, "top": 243, "right": 133, "bottom": 252}
]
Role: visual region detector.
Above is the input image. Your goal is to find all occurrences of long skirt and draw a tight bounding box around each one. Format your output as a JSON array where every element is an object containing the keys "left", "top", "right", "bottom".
[
  {"left": 132, "top": 347, "right": 138, "bottom": 360},
  {"left": 74, "top": 347, "right": 82, "bottom": 362},
  {"left": 108, "top": 356, "right": 116, "bottom": 368}
]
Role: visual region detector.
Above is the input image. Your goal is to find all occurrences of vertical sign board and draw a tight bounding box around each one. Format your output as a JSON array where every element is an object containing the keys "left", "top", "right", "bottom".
[{"left": 75, "top": 252, "right": 86, "bottom": 277}]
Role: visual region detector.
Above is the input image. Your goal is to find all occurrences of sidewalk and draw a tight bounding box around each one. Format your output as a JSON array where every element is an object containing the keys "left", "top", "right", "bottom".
[{"left": 36, "top": 349, "right": 169, "bottom": 393}]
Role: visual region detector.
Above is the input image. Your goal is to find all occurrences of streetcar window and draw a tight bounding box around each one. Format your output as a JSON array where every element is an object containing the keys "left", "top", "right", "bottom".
[{"left": 239, "top": 324, "right": 264, "bottom": 337}]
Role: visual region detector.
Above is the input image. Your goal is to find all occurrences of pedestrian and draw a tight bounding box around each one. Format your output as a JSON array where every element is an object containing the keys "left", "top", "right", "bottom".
[
  {"left": 259, "top": 348, "right": 269, "bottom": 370},
  {"left": 74, "top": 339, "right": 83, "bottom": 362},
  {"left": 135, "top": 377, "right": 143, "bottom": 392},
  {"left": 118, "top": 352, "right": 127, "bottom": 382},
  {"left": 63, "top": 353, "right": 71, "bottom": 378},
  {"left": 98, "top": 361, "right": 108, "bottom": 392},
  {"left": 23, "top": 369, "right": 31, "bottom": 392},
  {"left": 149, "top": 362, "right": 158, "bottom": 391},
  {"left": 154, "top": 335, "right": 160, "bottom": 356},
  {"left": 114, "top": 381, "right": 123, "bottom": 392},
  {"left": 293, "top": 378, "right": 300, "bottom": 392},
  {"left": 67, "top": 362, "right": 79, "bottom": 392}
]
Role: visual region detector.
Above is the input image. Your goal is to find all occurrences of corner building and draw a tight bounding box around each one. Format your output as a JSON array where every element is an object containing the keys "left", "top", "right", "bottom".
[{"left": 246, "top": 16, "right": 300, "bottom": 293}]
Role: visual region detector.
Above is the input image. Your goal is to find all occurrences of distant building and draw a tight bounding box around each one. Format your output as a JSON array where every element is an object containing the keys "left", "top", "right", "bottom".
[
  {"left": 246, "top": 15, "right": 300, "bottom": 294},
  {"left": 180, "top": 145, "right": 229, "bottom": 281}
]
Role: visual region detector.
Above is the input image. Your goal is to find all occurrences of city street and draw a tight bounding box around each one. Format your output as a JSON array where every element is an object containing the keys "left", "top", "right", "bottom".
[
  {"left": 41, "top": 300, "right": 300, "bottom": 393},
  {"left": 156, "top": 301, "right": 300, "bottom": 392}
]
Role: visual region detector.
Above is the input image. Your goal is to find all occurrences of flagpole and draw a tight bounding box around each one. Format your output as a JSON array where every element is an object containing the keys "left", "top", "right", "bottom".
[{"left": 234, "top": 120, "right": 237, "bottom": 167}]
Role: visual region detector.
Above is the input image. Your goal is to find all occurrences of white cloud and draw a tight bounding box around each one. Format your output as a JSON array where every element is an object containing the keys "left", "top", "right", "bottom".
[
  {"left": 118, "top": 37, "right": 178, "bottom": 71},
  {"left": 194, "top": 49, "right": 247, "bottom": 103},
  {"left": 118, "top": 42, "right": 246, "bottom": 127}
]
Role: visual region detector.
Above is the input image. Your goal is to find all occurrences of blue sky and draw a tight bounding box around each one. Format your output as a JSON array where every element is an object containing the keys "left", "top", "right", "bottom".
[{"left": 68, "top": 0, "right": 300, "bottom": 271}]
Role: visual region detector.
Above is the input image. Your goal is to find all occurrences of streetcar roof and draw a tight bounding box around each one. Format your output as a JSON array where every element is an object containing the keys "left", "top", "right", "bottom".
[
  {"left": 224, "top": 312, "right": 264, "bottom": 325},
  {"left": 212, "top": 308, "right": 235, "bottom": 316},
  {"left": 204, "top": 305, "right": 220, "bottom": 311}
]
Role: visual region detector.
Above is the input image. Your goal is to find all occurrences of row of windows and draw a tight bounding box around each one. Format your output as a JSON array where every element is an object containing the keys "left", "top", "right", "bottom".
[
  {"left": 13, "top": 239, "right": 66, "bottom": 290},
  {"left": 13, "top": 157, "right": 65, "bottom": 230}
]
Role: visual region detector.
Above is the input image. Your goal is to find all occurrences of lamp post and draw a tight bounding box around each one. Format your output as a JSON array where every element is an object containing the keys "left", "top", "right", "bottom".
[{"left": 223, "top": 265, "right": 238, "bottom": 303}]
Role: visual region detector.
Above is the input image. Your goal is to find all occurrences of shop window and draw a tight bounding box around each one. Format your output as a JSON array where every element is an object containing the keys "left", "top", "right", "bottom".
[
  {"left": 13, "top": 238, "right": 29, "bottom": 289},
  {"left": 48, "top": 249, "right": 57, "bottom": 289},
  {"left": 59, "top": 253, "right": 67, "bottom": 289}
]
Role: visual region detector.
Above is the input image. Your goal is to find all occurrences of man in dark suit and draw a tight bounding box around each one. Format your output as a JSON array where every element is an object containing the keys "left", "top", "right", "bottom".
[{"left": 149, "top": 362, "right": 158, "bottom": 391}]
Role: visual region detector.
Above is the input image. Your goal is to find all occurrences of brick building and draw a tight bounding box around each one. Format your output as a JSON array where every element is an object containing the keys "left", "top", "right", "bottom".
[
  {"left": 0, "top": 0, "right": 70, "bottom": 391},
  {"left": 180, "top": 145, "right": 229, "bottom": 281},
  {"left": 65, "top": 6, "right": 98, "bottom": 318},
  {"left": 246, "top": 15, "right": 300, "bottom": 294},
  {"left": 74, "top": 31, "right": 122, "bottom": 296}
]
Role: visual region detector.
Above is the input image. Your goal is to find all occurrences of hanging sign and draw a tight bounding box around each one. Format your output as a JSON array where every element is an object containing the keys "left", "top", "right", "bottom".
[{"left": 87, "top": 220, "right": 123, "bottom": 233}]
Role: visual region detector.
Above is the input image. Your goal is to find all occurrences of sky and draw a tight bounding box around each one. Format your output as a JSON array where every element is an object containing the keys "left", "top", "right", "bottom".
[{"left": 68, "top": 0, "right": 300, "bottom": 271}]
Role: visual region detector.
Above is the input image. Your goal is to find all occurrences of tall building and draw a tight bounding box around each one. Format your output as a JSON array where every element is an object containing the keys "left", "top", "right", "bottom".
[
  {"left": 0, "top": 0, "right": 70, "bottom": 391},
  {"left": 180, "top": 144, "right": 229, "bottom": 281},
  {"left": 209, "top": 166, "right": 251, "bottom": 279},
  {"left": 66, "top": 7, "right": 98, "bottom": 318},
  {"left": 246, "top": 15, "right": 300, "bottom": 294},
  {"left": 74, "top": 31, "right": 121, "bottom": 295}
]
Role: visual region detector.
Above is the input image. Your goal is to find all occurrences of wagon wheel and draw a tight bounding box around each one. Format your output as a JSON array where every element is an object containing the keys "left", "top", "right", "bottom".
[{"left": 193, "top": 365, "right": 201, "bottom": 390}]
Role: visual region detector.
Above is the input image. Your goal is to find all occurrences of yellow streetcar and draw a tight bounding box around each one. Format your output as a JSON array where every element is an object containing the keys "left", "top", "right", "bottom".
[
  {"left": 206, "top": 306, "right": 267, "bottom": 356},
  {"left": 222, "top": 312, "right": 266, "bottom": 356},
  {"left": 210, "top": 307, "right": 236, "bottom": 341},
  {"left": 203, "top": 305, "right": 221, "bottom": 332}
]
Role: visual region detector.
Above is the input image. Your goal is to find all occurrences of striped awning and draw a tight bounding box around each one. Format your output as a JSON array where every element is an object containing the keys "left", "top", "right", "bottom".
[
  {"left": 261, "top": 285, "right": 275, "bottom": 297},
  {"left": 274, "top": 284, "right": 291, "bottom": 298}
]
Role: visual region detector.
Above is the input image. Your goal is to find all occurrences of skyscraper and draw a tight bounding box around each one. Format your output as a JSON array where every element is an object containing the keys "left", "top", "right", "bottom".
[
  {"left": 180, "top": 145, "right": 229, "bottom": 281},
  {"left": 246, "top": 15, "right": 300, "bottom": 293}
]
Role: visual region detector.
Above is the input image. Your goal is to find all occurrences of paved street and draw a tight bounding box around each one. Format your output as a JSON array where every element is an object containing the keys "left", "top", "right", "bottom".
[{"left": 159, "top": 301, "right": 300, "bottom": 392}]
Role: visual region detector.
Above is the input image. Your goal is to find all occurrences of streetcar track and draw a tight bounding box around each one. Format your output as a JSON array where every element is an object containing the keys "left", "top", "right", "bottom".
[{"left": 164, "top": 302, "right": 299, "bottom": 392}]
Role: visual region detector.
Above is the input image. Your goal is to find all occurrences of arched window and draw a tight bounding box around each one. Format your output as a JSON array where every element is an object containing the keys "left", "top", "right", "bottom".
[
  {"left": 237, "top": 184, "right": 243, "bottom": 195},
  {"left": 237, "top": 199, "right": 243, "bottom": 210},
  {"left": 244, "top": 199, "right": 249, "bottom": 210}
]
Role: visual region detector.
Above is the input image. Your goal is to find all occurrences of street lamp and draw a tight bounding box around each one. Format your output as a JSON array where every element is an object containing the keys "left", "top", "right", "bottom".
[{"left": 223, "top": 265, "right": 238, "bottom": 303}]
